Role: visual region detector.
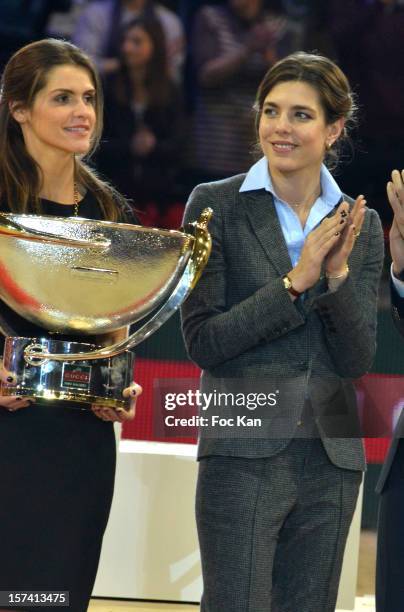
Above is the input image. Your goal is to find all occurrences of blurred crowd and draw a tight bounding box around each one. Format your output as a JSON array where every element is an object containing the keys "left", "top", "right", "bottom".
[{"left": 0, "top": 0, "right": 403, "bottom": 228}]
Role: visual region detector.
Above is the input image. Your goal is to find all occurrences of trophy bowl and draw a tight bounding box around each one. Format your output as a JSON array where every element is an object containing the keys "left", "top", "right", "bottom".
[
  {"left": 0, "top": 209, "right": 212, "bottom": 408},
  {"left": 0, "top": 213, "right": 202, "bottom": 333}
]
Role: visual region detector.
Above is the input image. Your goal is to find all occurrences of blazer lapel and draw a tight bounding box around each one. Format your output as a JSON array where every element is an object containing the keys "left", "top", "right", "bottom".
[{"left": 241, "top": 190, "right": 292, "bottom": 276}]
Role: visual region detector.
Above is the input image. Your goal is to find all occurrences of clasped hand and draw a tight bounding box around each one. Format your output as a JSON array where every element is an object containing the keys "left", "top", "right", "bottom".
[{"left": 288, "top": 195, "right": 366, "bottom": 293}]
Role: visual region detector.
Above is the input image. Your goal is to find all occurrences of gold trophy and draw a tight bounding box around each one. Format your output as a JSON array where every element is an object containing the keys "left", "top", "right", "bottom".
[{"left": 0, "top": 210, "right": 212, "bottom": 409}]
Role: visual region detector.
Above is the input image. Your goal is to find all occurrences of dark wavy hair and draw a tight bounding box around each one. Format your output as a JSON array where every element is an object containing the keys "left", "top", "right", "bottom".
[{"left": 0, "top": 38, "right": 126, "bottom": 219}]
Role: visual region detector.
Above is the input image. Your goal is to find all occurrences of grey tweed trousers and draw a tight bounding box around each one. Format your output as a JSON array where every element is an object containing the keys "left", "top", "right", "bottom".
[{"left": 196, "top": 439, "right": 361, "bottom": 612}]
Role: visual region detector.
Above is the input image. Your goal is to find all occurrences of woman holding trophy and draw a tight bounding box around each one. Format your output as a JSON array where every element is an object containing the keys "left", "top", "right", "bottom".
[
  {"left": 0, "top": 39, "right": 141, "bottom": 611},
  {"left": 181, "top": 52, "right": 384, "bottom": 611}
]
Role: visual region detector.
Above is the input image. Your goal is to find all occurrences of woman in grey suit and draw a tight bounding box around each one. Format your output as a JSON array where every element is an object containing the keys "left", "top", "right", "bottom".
[{"left": 181, "top": 52, "right": 384, "bottom": 612}]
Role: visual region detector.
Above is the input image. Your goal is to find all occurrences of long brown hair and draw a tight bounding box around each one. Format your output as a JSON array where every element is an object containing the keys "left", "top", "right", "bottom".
[
  {"left": 0, "top": 38, "right": 126, "bottom": 220},
  {"left": 254, "top": 52, "right": 358, "bottom": 170},
  {"left": 114, "top": 16, "right": 171, "bottom": 108}
]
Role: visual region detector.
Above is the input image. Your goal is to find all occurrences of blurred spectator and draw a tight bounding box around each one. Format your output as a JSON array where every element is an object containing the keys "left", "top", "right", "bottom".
[
  {"left": 299, "top": 0, "right": 336, "bottom": 57},
  {"left": 97, "top": 17, "right": 185, "bottom": 226},
  {"left": 280, "top": 0, "right": 311, "bottom": 19},
  {"left": 330, "top": 0, "right": 404, "bottom": 221},
  {"left": 0, "top": 0, "right": 71, "bottom": 68},
  {"left": 46, "top": 0, "right": 89, "bottom": 39},
  {"left": 189, "top": 0, "right": 302, "bottom": 181},
  {"left": 72, "top": 0, "right": 185, "bottom": 81}
]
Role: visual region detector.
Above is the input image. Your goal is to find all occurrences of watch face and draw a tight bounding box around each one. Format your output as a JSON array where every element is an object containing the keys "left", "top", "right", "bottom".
[{"left": 283, "top": 275, "right": 292, "bottom": 289}]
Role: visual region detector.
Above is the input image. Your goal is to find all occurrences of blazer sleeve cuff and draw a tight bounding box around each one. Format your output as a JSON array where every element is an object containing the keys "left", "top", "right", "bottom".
[
  {"left": 259, "top": 277, "right": 306, "bottom": 342},
  {"left": 314, "top": 274, "right": 361, "bottom": 333}
]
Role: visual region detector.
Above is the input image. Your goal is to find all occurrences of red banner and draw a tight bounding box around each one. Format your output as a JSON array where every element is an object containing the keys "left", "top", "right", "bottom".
[{"left": 123, "top": 359, "right": 403, "bottom": 463}]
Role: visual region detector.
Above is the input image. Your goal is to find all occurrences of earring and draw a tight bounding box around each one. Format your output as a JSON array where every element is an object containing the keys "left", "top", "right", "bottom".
[{"left": 326, "top": 141, "right": 332, "bottom": 151}]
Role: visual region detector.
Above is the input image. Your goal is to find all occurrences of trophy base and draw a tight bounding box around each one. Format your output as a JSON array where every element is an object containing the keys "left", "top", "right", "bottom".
[
  {"left": 1, "top": 337, "right": 134, "bottom": 410},
  {"left": 0, "top": 387, "right": 129, "bottom": 409}
]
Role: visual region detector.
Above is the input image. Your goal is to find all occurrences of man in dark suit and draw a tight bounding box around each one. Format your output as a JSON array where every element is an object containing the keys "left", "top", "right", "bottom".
[{"left": 376, "top": 168, "right": 404, "bottom": 612}]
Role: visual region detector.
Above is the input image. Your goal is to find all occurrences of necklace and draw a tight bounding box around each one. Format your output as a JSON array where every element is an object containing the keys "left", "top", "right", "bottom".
[
  {"left": 73, "top": 182, "right": 80, "bottom": 216},
  {"left": 287, "top": 186, "right": 321, "bottom": 209}
]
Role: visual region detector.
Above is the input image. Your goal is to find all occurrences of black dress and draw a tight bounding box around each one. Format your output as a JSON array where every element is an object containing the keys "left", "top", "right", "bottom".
[{"left": 0, "top": 194, "right": 136, "bottom": 611}]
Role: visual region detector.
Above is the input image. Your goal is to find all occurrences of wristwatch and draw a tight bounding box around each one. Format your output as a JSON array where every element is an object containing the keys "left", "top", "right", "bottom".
[{"left": 282, "top": 274, "right": 302, "bottom": 298}]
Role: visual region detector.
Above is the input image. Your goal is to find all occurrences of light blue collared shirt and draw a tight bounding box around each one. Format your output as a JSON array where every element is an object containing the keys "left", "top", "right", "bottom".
[{"left": 240, "top": 157, "right": 343, "bottom": 267}]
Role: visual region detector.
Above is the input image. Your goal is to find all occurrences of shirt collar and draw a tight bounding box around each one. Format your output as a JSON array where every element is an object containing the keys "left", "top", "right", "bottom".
[{"left": 239, "top": 156, "right": 342, "bottom": 209}]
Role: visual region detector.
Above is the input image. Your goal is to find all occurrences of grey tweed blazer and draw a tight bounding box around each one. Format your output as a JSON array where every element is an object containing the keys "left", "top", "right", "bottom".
[{"left": 181, "top": 174, "right": 384, "bottom": 471}]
